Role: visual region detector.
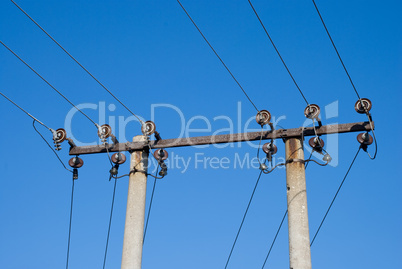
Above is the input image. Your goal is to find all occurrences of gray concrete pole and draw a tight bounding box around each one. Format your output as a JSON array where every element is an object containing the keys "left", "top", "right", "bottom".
[
  {"left": 285, "top": 138, "right": 312, "bottom": 269},
  {"left": 121, "top": 136, "right": 149, "bottom": 269}
]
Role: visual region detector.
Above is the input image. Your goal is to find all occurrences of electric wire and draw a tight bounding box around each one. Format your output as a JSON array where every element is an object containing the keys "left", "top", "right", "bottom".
[
  {"left": 1, "top": 92, "right": 50, "bottom": 130},
  {"left": 256, "top": 126, "right": 265, "bottom": 166},
  {"left": 364, "top": 116, "right": 377, "bottom": 160},
  {"left": 247, "top": 0, "right": 309, "bottom": 105},
  {"left": 311, "top": 1, "right": 379, "bottom": 158},
  {"left": 66, "top": 176, "right": 75, "bottom": 269},
  {"left": 311, "top": 0, "right": 361, "bottom": 100},
  {"left": 10, "top": 0, "right": 144, "bottom": 126},
  {"left": 304, "top": 151, "right": 313, "bottom": 169},
  {"left": 2, "top": 92, "right": 71, "bottom": 172},
  {"left": 0, "top": 40, "right": 98, "bottom": 127},
  {"left": 143, "top": 165, "right": 160, "bottom": 244},
  {"left": 177, "top": 0, "right": 259, "bottom": 112},
  {"left": 261, "top": 210, "right": 288, "bottom": 269},
  {"left": 310, "top": 146, "right": 361, "bottom": 246},
  {"left": 105, "top": 144, "right": 114, "bottom": 167},
  {"left": 224, "top": 163, "right": 266, "bottom": 269},
  {"left": 102, "top": 176, "right": 118, "bottom": 269},
  {"left": 33, "top": 120, "right": 72, "bottom": 173}
]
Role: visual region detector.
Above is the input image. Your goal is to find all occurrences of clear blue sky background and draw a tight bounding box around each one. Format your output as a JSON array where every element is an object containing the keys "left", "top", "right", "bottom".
[{"left": 0, "top": 0, "right": 401, "bottom": 268}]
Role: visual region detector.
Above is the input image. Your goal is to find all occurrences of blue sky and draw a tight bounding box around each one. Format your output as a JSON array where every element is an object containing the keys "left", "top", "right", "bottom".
[{"left": 0, "top": 0, "right": 401, "bottom": 268}]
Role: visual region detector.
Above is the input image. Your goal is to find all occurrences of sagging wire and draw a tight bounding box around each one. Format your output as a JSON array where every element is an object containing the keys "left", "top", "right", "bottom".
[
  {"left": 255, "top": 110, "right": 280, "bottom": 174},
  {"left": 33, "top": 120, "right": 72, "bottom": 173},
  {"left": 260, "top": 142, "right": 331, "bottom": 174},
  {"left": 363, "top": 120, "right": 378, "bottom": 160},
  {"left": 301, "top": 109, "right": 333, "bottom": 167},
  {"left": 0, "top": 92, "right": 72, "bottom": 172},
  {"left": 304, "top": 151, "right": 313, "bottom": 169},
  {"left": 111, "top": 147, "right": 167, "bottom": 181},
  {"left": 256, "top": 127, "right": 266, "bottom": 165},
  {"left": 354, "top": 98, "right": 377, "bottom": 160},
  {"left": 142, "top": 146, "right": 169, "bottom": 244}
]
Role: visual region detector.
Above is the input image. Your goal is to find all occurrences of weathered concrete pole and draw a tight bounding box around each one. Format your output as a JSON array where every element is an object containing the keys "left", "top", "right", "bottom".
[
  {"left": 285, "top": 137, "right": 312, "bottom": 269},
  {"left": 121, "top": 135, "right": 149, "bottom": 269}
]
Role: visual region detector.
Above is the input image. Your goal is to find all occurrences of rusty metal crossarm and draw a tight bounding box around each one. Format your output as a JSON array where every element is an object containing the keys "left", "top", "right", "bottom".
[{"left": 69, "top": 121, "right": 373, "bottom": 155}]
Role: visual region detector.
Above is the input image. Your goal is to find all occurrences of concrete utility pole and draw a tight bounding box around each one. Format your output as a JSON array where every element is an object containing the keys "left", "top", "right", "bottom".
[
  {"left": 69, "top": 121, "right": 373, "bottom": 268},
  {"left": 121, "top": 136, "right": 149, "bottom": 269},
  {"left": 285, "top": 138, "right": 312, "bottom": 269}
]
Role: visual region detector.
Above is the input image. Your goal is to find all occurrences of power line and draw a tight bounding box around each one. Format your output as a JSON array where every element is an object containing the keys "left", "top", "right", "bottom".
[
  {"left": 177, "top": 0, "right": 259, "bottom": 112},
  {"left": 310, "top": 0, "right": 361, "bottom": 100},
  {"left": 0, "top": 92, "right": 72, "bottom": 171},
  {"left": 66, "top": 176, "right": 76, "bottom": 269},
  {"left": 310, "top": 1, "right": 378, "bottom": 159},
  {"left": 143, "top": 165, "right": 160, "bottom": 244},
  {"left": 32, "top": 120, "right": 72, "bottom": 173},
  {"left": 224, "top": 168, "right": 265, "bottom": 269},
  {"left": 103, "top": 177, "right": 118, "bottom": 269},
  {"left": 1, "top": 91, "right": 50, "bottom": 130},
  {"left": 10, "top": 0, "right": 144, "bottom": 126},
  {"left": 261, "top": 210, "right": 287, "bottom": 269},
  {"left": 0, "top": 40, "right": 98, "bottom": 127},
  {"left": 247, "top": 0, "right": 310, "bottom": 105},
  {"left": 310, "top": 147, "right": 361, "bottom": 246}
]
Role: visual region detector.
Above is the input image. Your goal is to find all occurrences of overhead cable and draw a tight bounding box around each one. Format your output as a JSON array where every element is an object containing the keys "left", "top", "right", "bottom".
[
  {"left": 177, "top": 0, "right": 259, "bottom": 112},
  {"left": 102, "top": 177, "right": 118, "bottom": 269},
  {"left": 143, "top": 165, "right": 160, "bottom": 244},
  {"left": 311, "top": 0, "right": 361, "bottom": 100},
  {"left": 32, "top": 120, "right": 72, "bottom": 173},
  {"left": 0, "top": 40, "right": 98, "bottom": 127},
  {"left": 247, "top": 0, "right": 310, "bottom": 105},
  {"left": 224, "top": 166, "right": 265, "bottom": 268},
  {"left": 261, "top": 210, "right": 288, "bottom": 269},
  {"left": 10, "top": 0, "right": 144, "bottom": 126},
  {"left": 1, "top": 91, "right": 50, "bottom": 130},
  {"left": 310, "top": 147, "right": 361, "bottom": 246},
  {"left": 66, "top": 176, "right": 76, "bottom": 269}
]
